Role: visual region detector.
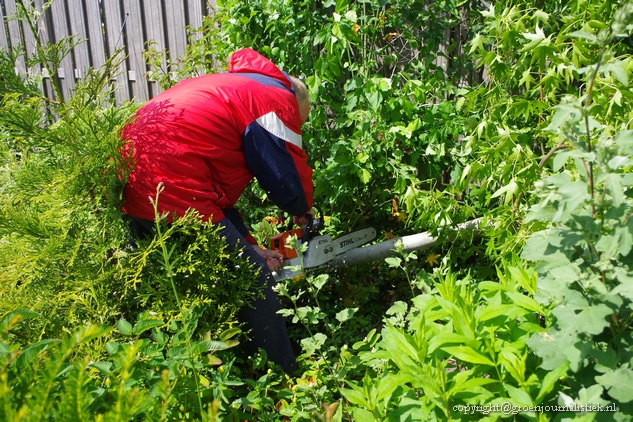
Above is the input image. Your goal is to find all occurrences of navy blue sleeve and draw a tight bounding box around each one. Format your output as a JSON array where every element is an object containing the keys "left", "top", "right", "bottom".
[{"left": 242, "top": 121, "right": 310, "bottom": 216}]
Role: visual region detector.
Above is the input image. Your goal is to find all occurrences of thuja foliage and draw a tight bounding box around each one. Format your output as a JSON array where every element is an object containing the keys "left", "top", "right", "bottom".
[
  {"left": 0, "top": 3, "right": 258, "bottom": 347},
  {"left": 0, "top": 3, "right": 267, "bottom": 419}
]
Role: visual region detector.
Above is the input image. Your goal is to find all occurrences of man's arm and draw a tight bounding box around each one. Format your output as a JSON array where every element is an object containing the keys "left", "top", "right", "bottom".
[{"left": 242, "top": 117, "right": 314, "bottom": 217}]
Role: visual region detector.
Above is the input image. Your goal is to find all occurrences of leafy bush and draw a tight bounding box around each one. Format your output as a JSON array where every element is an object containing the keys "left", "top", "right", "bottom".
[
  {"left": 0, "top": 308, "right": 240, "bottom": 421},
  {"left": 520, "top": 6, "right": 633, "bottom": 416}
]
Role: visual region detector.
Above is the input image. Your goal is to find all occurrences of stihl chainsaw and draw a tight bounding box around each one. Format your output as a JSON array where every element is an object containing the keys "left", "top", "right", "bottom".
[{"left": 270, "top": 207, "right": 376, "bottom": 281}]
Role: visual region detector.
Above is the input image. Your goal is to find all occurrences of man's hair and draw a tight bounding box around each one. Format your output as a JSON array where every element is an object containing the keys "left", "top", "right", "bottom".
[{"left": 289, "top": 76, "right": 309, "bottom": 105}]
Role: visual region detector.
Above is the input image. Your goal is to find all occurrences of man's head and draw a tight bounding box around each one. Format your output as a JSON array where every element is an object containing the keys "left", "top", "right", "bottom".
[{"left": 289, "top": 76, "right": 310, "bottom": 124}]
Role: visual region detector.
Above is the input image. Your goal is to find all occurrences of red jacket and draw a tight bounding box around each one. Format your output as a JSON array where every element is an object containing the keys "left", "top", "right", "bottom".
[{"left": 121, "top": 48, "right": 313, "bottom": 243}]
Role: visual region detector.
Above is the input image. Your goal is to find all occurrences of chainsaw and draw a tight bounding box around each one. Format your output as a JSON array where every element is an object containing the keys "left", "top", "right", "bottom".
[{"left": 269, "top": 207, "right": 376, "bottom": 281}]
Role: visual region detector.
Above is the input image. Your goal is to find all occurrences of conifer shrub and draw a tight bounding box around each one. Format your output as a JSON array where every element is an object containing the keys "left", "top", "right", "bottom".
[{"left": 0, "top": 44, "right": 258, "bottom": 347}]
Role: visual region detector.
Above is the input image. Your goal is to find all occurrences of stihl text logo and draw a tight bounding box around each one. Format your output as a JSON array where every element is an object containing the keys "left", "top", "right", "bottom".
[{"left": 340, "top": 239, "right": 355, "bottom": 248}]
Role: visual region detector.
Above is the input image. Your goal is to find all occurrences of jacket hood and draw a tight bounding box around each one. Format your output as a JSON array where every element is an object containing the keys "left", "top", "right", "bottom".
[{"left": 227, "top": 48, "right": 292, "bottom": 91}]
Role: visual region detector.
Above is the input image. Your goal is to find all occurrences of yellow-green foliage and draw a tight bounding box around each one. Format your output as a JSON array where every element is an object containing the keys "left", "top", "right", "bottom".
[{"left": 0, "top": 46, "right": 258, "bottom": 345}]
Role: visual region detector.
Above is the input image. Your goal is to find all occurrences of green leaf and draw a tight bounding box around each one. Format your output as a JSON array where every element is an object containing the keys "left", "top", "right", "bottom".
[
  {"left": 0, "top": 309, "right": 39, "bottom": 330},
  {"left": 551, "top": 303, "right": 612, "bottom": 336},
  {"left": 568, "top": 30, "right": 599, "bottom": 43},
  {"left": 74, "top": 325, "right": 114, "bottom": 345},
  {"left": 577, "top": 384, "right": 609, "bottom": 406},
  {"left": 615, "top": 225, "right": 633, "bottom": 256},
  {"left": 382, "top": 323, "right": 422, "bottom": 364},
  {"left": 219, "top": 327, "right": 241, "bottom": 340},
  {"left": 595, "top": 367, "right": 633, "bottom": 403},
  {"left": 519, "top": 70, "right": 536, "bottom": 90},
  {"left": 557, "top": 180, "right": 590, "bottom": 216},
  {"left": 614, "top": 130, "right": 633, "bottom": 154},
  {"left": 358, "top": 168, "right": 371, "bottom": 184},
  {"left": 427, "top": 333, "right": 473, "bottom": 354},
  {"left": 607, "top": 155, "right": 633, "bottom": 170},
  {"left": 520, "top": 26, "right": 547, "bottom": 52},
  {"left": 132, "top": 319, "right": 164, "bottom": 336},
  {"left": 611, "top": 272, "right": 633, "bottom": 301},
  {"left": 105, "top": 342, "right": 120, "bottom": 355},
  {"left": 441, "top": 345, "right": 495, "bottom": 366},
  {"left": 469, "top": 33, "right": 484, "bottom": 54},
  {"left": 377, "top": 78, "right": 392, "bottom": 91},
  {"left": 490, "top": 179, "right": 518, "bottom": 205},
  {"left": 526, "top": 329, "right": 591, "bottom": 372},
  {"left": 448, "top": 370, "right": 497, "bottom": 395},
  {"left": 301, "top": 332, "right": 327, "bottom": 355},
  {"left": 386, "top": 301, "right": 407, "bottom": 316},
  {"left": 504, "top": 383, "right": 534, "bottom": 406},
  {"left": 207, "top": 354, "right": 222, "bottom": 366},
  {"left": 365, "top": 90, "right": 381, "bottom": 111},
  {"left": 404, "top": 185, "right": 417, "bottom": 212},
  {"left": 599, "top": 173, "right": 625, "bottom": 207},
  {"left": 116, "top": 318, "right": 133, "bottom": 336},
  {"left": 311, "top": 274, "right": 329, "bottom": 291},
  {"left": 376, "top": 373, "right": 413, "bottom": 402},
  {"left": 187, "top": 340, "right": 230, "bottom": 355},
  {"left": 90, "top": 361, "right": 114, "bottom": 376},
  {"left": 15, "top": 339, "right": 60, "bottom": 369},
  {"left": 505, "top": 291, "right": 544, "bottom": 314},
  {"left": 385, "top": 257, "right": 402, "bottom": 267},
  {"left": 547, "top": 104, "right": 582, "bottom": 131},
  {"left": 507, "top": 266, "right": 537, "bottom": 295},
  {"left": 535, "top": 362, "right": 569, "bottom": 404},
  {"left": 476, "top": 304, "right": 514, "bottom": 322},
  {"left": 602, "top": 61, "right": 629, "bottom": 86},
  {"left": 335, "top": 307, "right": 358, "bottom": 323},
  {"left": 347, "top": 407, "right": 375, "bottom": 422}
]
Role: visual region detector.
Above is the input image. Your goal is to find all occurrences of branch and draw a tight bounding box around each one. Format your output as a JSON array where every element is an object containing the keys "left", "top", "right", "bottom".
[{"left": 538, "top": 141, "right": 572, "bottom": 168}]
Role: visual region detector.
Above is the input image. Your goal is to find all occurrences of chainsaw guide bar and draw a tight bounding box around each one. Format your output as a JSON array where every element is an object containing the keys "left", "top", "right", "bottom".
[
  {"left": 272, "top": 227, "right": 376, "bottom": 281},
  {"left": 303, "top": 227, "right": 376, "bottom": 269}
]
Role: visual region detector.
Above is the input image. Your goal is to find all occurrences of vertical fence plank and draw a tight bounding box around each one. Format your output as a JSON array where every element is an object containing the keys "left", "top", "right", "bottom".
[
  {"left": 186, "top": 0, "right": 204, "bottom": 31},
  {"left": 4, "top": 0, "right": 27, "bottom": 74},
  {"left": 67, "top": 1, "right": 91, "bottom": 80},
  {"left": 143, "top": 0, "right": 166, "bottom": 96},
  {"left": 49, "top": 0, "right": 75, "bottom": 101},
  {"left": 165, "top": 0, "right": 187, "bottom": 70},
  {"left": 85, "top": 0, "right": 107, "bottom": 70},
  {"left": 31, "top": 0, "right": 54, "bottom": 99},
  {"left": 121, "top": 0, "right": 149, "bottom": 102},
  {"left": 0, "top": 2, "right": 9, "bottom": 52},
  {"left": 102, "top": 0, "right": 130, "bottom": 105},
  {"left": 186, "top": 0, "right": 207, "bottom": 75},
  {"left": 19, "top": 1, "right": 44, "bottom": 94}
]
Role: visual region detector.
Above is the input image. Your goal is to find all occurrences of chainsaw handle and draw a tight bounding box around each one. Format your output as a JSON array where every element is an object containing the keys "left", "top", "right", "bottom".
[
  {"left": 286, "top": 205, "right": 323, "bottom": 231},
  {"left": 301, "top": 213, "right": 314, "bottom": 243}
]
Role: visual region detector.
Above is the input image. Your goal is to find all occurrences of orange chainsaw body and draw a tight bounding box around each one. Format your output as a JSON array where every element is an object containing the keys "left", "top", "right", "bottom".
[{"left": 270, "top": 228, "right": 305, "bottom": 259}]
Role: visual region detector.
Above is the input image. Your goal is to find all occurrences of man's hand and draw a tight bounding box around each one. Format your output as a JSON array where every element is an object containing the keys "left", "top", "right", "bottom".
[
  {"left": 293, "top": 208, "right": 316, "bottom": 227},
  {"left": 253, "top": 245, "right": 285, "bottom": 272}
]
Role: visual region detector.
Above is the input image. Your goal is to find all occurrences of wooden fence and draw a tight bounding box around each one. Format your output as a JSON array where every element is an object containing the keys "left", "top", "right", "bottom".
[{"left": 0, "top": 0, "right": 215, "bottom": 105}]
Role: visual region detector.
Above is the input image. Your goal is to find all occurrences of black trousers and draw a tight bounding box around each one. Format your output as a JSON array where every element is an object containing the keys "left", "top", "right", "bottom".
[{"left": 125, "top": 215, "right": 298, "bottom": 374}]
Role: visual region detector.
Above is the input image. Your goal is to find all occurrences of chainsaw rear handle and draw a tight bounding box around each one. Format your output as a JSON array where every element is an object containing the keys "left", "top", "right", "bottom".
[
  {"left": 283, "top": 205, "right": 323, "bottom": 240},
  {"left": 271, "top": 205, "right": 323, "bottom": 259},
  {"left": 302, "top": 213, "right": 314, "bottom": 243}
]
